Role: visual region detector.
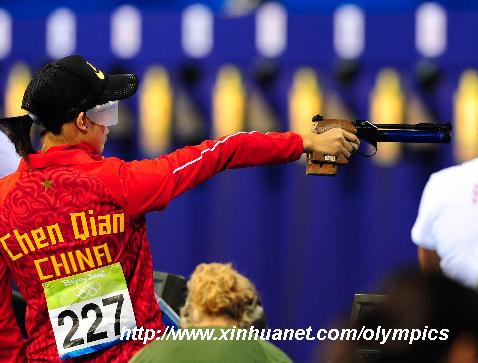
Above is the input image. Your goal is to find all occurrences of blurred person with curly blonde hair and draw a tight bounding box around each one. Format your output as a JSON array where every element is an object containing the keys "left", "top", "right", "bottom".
[
  {"left": 181, "top": 262, "right": 262, "bottom": 328},
  {"left": 130, "top": 263, "right": 291, "bottom": 363}
]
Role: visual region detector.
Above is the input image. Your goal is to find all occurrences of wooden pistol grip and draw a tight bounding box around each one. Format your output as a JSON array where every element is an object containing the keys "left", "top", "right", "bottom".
[
  {"left": 312, "top": 118, "right": 357, "bottom": 135},
  {"left": 306, "top": 154, "right": 340, "bottom": 175},
  {"left": 305, "top": 118, "right": 356, "bottom": 176}
]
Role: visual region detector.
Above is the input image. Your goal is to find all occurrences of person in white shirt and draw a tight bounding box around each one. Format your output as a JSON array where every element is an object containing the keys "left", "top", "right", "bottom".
[
  {"left": 0, "top": 130, "right": 20, "bottom": 177},
  {"left": 412, "top": 158, "right": 478, "bottom": 289}
]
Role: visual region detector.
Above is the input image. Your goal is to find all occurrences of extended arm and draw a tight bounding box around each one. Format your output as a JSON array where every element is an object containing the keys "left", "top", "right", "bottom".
[{"left": 117, "top": 129, "right": 358, "bottom": 215}]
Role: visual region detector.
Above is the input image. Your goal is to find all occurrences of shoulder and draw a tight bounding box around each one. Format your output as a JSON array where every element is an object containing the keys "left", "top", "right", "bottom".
[
  {"left": 75, "top": 155, "right": 125, "bottom": 175},
  {"left": 429, "top": 159, "right": 478, "bottom": 188},
  {"left": 411, "top": 159, "right": 478, "bottom": 246},
  {"left": 0, "top": 172, "right": 21, "bottom": 207},
  {"left": 419, "top": 160, "right": 478, "bottom": 206},
  {"left": 129, "top": 340, "right": 186, "bottom": 363},
  {"left": 95, "top": 155, "right": 125, "bottom": 167},
  {"left": 258, "top": 340, "right": 293, "bottom": 363}
]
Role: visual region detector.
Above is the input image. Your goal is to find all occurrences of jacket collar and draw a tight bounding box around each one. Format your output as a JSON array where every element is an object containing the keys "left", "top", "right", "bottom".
[{"left": 18, "top": 143, "right": 103, "bottom": 171}]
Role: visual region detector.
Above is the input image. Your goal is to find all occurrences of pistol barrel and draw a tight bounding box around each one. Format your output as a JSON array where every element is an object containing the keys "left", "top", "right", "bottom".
[
  {"left": 354, "top": 120, "right": 452, "bottom": 145},
  {"left": 372, "top": 123, "right": 452, "bottom": 131},
  {"left": 376, "top": 130, "right": 451, "bottom": 143}
]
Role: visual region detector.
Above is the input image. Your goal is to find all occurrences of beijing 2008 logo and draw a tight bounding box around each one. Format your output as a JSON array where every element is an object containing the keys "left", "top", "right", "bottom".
[{"left": 73, "top": 283, "right": 102, "bottom": 300}]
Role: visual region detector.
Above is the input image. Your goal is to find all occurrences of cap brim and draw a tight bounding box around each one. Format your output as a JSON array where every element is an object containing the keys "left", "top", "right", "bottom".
[{"left": 97, "top": 73, "right": 138, "bottom": 104}]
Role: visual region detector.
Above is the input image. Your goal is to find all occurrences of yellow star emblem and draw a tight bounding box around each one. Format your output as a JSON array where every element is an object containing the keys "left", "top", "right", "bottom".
[{"left": 42, "top": 179, "right": 53, "bottom": 191}]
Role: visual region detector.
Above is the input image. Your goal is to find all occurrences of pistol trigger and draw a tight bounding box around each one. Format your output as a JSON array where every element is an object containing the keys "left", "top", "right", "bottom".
[{"left": 356, "top": 142, "right": 377, "bottom": 158}]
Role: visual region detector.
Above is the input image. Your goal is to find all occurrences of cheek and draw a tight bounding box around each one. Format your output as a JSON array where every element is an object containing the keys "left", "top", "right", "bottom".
[
  {"left": 100, "top": 129, "right": 108, "bottom": 143},
  {"left": 96, "top": 126, "right": 107, "bottom": 139},
  {"left": 87, "top": 127, "right": 105, "bottom": 147}
]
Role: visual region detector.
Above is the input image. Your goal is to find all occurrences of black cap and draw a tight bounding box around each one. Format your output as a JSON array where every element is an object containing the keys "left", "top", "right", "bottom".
[{"left": 21, "top": 55, "right": 138, "bottom": 129}]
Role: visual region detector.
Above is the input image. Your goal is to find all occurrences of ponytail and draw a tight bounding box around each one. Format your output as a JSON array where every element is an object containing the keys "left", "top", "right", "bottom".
[{"left": 0, "top": 115, "right": 35, "bottom": 160}]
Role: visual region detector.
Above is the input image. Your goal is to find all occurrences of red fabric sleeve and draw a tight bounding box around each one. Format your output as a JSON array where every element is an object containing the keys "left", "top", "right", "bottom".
[
  {"left": 119, "top": 131, "right": 303, "bottom": 216},
  {"left": 0, "top": 259, "right": 25, "bottom": 363}
]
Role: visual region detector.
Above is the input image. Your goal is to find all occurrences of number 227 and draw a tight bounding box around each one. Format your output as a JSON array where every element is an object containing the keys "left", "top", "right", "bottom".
[{"left": 58, "top": 294, "right": 124, "bottom": 349}]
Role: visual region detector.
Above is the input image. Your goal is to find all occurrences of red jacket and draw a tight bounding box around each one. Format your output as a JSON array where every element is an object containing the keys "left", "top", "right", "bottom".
[{"left": 0, "top": 131, "right": 303, "bottom": 362}]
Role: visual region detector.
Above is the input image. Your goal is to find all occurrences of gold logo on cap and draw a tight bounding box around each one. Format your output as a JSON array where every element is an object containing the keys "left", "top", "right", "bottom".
[{"left": 86, "top": 61, "right": 105, "bottom": 80}]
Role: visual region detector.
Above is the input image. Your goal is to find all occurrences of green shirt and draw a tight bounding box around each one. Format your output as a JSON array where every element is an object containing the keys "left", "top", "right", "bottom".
[{"left": 129, "top": 327, "right": 293, "bottom": 363}]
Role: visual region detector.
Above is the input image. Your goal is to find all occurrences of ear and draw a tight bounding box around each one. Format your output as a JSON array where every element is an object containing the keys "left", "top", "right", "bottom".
[{"left": 75, "top": 112, "right": 89, "bottom": 132}]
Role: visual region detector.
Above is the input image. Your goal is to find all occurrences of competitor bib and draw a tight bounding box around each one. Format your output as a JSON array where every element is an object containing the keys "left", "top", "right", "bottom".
[{"left": 44, "top": 263, "right": 136, "bottom": 360}]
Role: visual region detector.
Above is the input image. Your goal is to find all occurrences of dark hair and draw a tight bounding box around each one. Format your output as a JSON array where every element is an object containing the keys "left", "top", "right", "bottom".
[
  {"left": 0, "top": 115, "right": 35, "bottom": 159},
  {"left": 376, "top": 271, "right": 478, "bottom": 363},
  {"left": 334, "top": 270, "right": 478, "bottom": 363},
  {"left": 0, "top": 63, "right": 85, "bottom": 160},
  {"left": 0, "top": 112, "right": 71, "bottom": 161}
]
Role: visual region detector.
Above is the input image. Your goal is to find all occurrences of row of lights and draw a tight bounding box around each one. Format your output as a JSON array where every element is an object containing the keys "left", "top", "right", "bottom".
[
  {"left": 0, "top": 2, "right": 447, "bottom": 60},
  {"left": 3, "top": 62, "right": 474, "bottom": 164}
]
